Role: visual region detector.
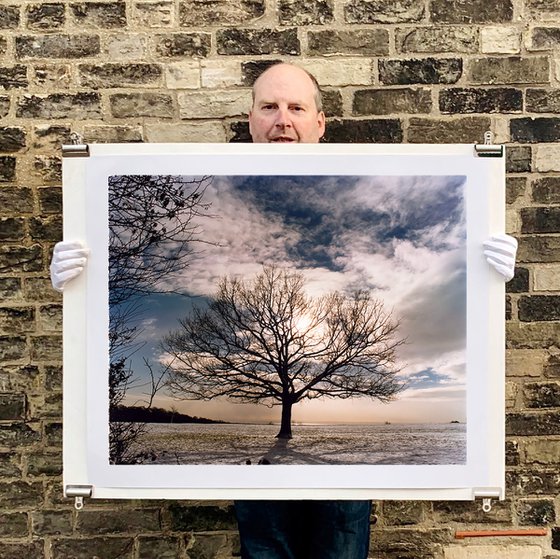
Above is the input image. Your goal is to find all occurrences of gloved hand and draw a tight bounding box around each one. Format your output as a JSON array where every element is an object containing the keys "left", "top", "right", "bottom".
[
  {"left": 50, "top": 241, "right": 89, "bottom": 292},
  {"left": 483, "top": 234, "right": 518, "bottom": 282}
]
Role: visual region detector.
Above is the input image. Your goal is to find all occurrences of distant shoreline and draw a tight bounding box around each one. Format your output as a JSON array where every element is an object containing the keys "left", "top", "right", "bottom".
[{"left": 109, "top": 405, "right": 227, "bottom": 424}]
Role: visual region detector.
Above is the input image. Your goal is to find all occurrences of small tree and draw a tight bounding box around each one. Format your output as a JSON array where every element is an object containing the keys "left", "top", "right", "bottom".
[{"left": 164, "top": 266, "right": 405, "bottom": 439}]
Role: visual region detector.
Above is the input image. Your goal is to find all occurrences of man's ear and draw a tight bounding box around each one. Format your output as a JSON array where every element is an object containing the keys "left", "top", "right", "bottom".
[{"left": 318, "top": 111, "right": 326, "bottom": 139}]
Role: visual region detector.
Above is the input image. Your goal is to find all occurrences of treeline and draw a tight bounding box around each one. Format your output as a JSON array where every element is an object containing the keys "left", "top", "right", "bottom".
[{"left": 110, "top": 405, "right": 226, "bottom": 424}]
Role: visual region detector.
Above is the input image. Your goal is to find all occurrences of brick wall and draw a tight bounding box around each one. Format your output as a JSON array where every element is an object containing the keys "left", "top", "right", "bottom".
[{"left": 0, "top": 0, "right": 559, "bottom": 558}]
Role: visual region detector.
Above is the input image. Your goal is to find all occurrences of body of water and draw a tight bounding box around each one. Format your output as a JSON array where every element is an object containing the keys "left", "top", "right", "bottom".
[{"left": 130, "top": 422, "right": 466, "bottom": 466}]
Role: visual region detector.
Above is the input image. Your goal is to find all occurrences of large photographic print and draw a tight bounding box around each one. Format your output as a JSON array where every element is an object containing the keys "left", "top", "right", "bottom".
[
  {"left": 63, "top": 144, "right": 505, "bottom": 499},
  {"left": 108, "top": 173, "right": 467, "bottom": 468}
]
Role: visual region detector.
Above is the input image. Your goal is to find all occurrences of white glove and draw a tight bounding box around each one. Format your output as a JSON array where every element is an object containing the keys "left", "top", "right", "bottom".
[
  {"left": 50, "top": 241, "right": 89, "bottom": 292},
  {"left": 483, "top": 234, "right": 518, "bottom": 282}
]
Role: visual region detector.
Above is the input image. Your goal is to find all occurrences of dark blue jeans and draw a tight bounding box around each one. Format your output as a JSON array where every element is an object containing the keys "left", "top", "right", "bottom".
[{"left": 234, "top": 500, "right": 372, "bottom": 559}]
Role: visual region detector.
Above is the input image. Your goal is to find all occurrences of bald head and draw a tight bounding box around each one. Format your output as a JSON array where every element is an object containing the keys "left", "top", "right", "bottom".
[{"left": 249, "top": 63, "right": 326, "bottom": 144}]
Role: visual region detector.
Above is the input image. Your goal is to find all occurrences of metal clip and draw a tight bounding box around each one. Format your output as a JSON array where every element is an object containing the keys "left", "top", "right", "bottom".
[
  {"left": 65, "top": 485, "right": 93, "bottom": 510},
  {"left": 474, "top": 130, "right": 503, "bottom": 158},
  {"left": 62, "top": 132, "right": 89, "bottom": 157}
]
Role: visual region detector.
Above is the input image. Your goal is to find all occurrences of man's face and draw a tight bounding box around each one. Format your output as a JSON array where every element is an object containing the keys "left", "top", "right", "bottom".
[{"left": 249, "top": 64, "right": 326, "bottom": 144}]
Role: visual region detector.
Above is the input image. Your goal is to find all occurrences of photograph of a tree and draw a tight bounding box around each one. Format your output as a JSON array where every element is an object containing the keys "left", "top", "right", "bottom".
[
  {"left": 164, "top": 266, "right": 405, "bottom": 439},
  {"left": 108, "top": 174, "right": 213, "bottom": 463}
]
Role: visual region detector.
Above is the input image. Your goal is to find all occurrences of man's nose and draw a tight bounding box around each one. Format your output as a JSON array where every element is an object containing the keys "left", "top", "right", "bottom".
[{"left": 274, "top": 107, "right": 291, "bottom": 127}]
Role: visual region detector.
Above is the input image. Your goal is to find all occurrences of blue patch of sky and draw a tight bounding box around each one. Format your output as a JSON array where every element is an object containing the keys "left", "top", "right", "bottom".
[{"left": 406, "top": 368, "right": 454, "bottom": 389}]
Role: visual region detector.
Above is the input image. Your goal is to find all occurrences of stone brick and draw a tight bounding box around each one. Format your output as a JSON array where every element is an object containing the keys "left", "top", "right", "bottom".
[
  {"left": 506, "top": 267, "right": 529, "bottom": 293},
  {"left": 0, "top": 422, "right": 41, "bottom": 447},
  {"left": 308, "top": 29, "right": 389, "bottom": 56},
  {"left": 375, "top": 528, "right": 453, "bottom": 558},
  {"left": 17, "top": 93, "right": 101, "bottom": 119},
  {"left": 169, "top": 503, "right": 236, "bottom": 531},
  {"left": 145, "top": 122, "right": 226, "bottom": 143},
  {"left": 526, "top": 0, "right": 560, "bottom": 19},
  {"left": 380, "top": 58, "right": 462, "bottom": 85},
  {"left": 29, "top": 216, "right": 61, "bottom": 241},
  {"left": 132, "top": 1, "right": 174, "bottom": 27},
  {"left": 0, "top": 217, "right": 25, "bottom": 241},
  {"left": 430, "top": 0, "right": 513, "bottom": 23},
  {"left": 534, "top": 266, "right": 560, "bottom": 291},
  {"left": 0, "top": 393, "right": 26, "bottom": 419},
  {"left": 536, "top": 145, "right": 560, "bottom": 172},
  {"left": 30, "top": 335, "right": 62, "bottom": 361},
  {"left": 407, "top": 117, "right": 490, "bottom": 143},
  {"left": 0, "top": 277, "right": 22, "bottom": 303},
  {"left": 178, "top": 90, "right": 251, "bottom": 119},
  {"left": 383, "top": 501, "right": 425, "bottom": 525},
  {"left": 517, "top": 499, "right": 556, "bottom": 525},
  {"left": 51, "top": 538, "right": 134, "bottom": 559},
  {"left": 0, "top": 512, "right": 28, "bottom": 537},
  {"left": 105, "top": 34, "right": 148, "bottom": 60},
  {"left": 38, "top": 304, "right": 62, "bottom": 332},
  {"left": 507, "top": 349, "right": 547, "bottom": 377},
  {"left": 524, "top": 381, "right": 560, "bottom": 409},
  {"left": 323, "top": 118, "right": 403, "bottom": 143},
  {"left": 434, "top": 501, "right": 512, "bottom": 524},
  {"left": 543, "top": 73, "right": 560, "bottom": 114},
  {"left": 506, "top": 439, "right": 519, "bottom": 466},
  {"left": 23, "top": 278, "right": 60, "bottom": 303},
  {"left": 0, "top": 65, "right": 29, "bottom": 89},
  {"left": 79, "top": 64, "right": 163, "bottom": 88},
  {"left": 397, "top": 26, "right": 478, "bottom": 54},
  {"left": 154, "top": 33, "right": 211, "bottom": 58},
  {"left": 83, "top": 125, "right": 143, "bottom": 143},
  {"left": 440, "top": 87, "right": 522, "bottom": 114},
  {"left": 507, "top": 470, "right": 560, "bottom": 494},
  {"left": 70, "top": 1, "right": 126, "bottom": 28},
  {"left": 0, "top": 157, "right": 16, "bottom": 181},
  {"left": 31, "top": 65, "right": 72, "bottom": 89},
  {"left": 26, "top": 3, "right": 65, "bottom": 29},
  {"left": 353, "top": 88, "right": 431, "bottom": 115},
  {"left": 518, "top": 295, "right": 560, "bottom": 321},
  {"left": 521, "top": 207, "right": 560, "bottom": 234},
  {"left": 32, "top": 156, "right": 62, "bottom": 183},
  {"left": 201, "top": 60, "right": 241, "bottom": 88},
  {"left": 506, "top": 177, "right": 526, "bottom": 205},
  {"left": 217, "top": 28, "right": 300, "bottom": 56},
  {"left": 0, "top": 6, "right": 20, "bottom": 29},
  {"left": 507, "top": 411, "right": 560, "bottom": 435},
  {"left": 518, "top": 236, "right": 560, "bottom": 263},
  {"left": 0, "top": 481, "right": 43, "bottom": 507},
  {"left": 512, "top": 117, "right": 560, "bottom": 143},
  {"left": 303, "top": 59, "right": 373, "bottom": 86},
  {"left": 554, "top": 526, "right": 560, "bottom": 550},
  {"left": 0, "top": 365, "right": 41, "bottom": 393},
  {"left": 323, "top": 90, "right": 343, "bottom": 117},
  {"left": 0, "top": 336, "right": 28, "bottom": 361},
  {"left": 179, "top": 0, "right": 265, "bottom": 25},
  {"left": 33, "top": 125, "right": 72, "bottom": 151},
  {"left": 15, "top": 34, "right": 101, "bottom": 59},
  {"left": 0, "top": 245, "right": 42, "bottom": 273},
  {"left": 468, "top": 56, "right": 549, "bottom": 85},
  {"left": 443, "top": 545, "right": 542, "bottom": 559},
  {"left": 506, "top": 146, "right": 531, "bottom": 173},
  {"left": 241, "top": 60, "right": 283, "bottom": 86},
  {"left": 481, "top": 26, "right": 522, "bottom": 54},
  {"left": 0, "top": 307, "right": 35, "bottom": 333},
  {"left": 45, "top": 365, "right": 62, "bottom": 391},
  {"left": 110, "top": 93, "right": 174, "bottom": 118},
  {"left": 344, "top": 0, "right": 423, "bottom": 23},
  {"left": 27, "top": 451, "right": 62, "bottom": 476},
  {"left": 29, "top": 391, "right": 61, "bottom": 420},
  {"left": 44, "top": 421, "right": 62, "bottom": 447},
  {"left": 189, "top": 533, "right": 238, "bottom": 558},
  {"left": 529, "top": 27, "right": 560, "bottom": 50},
  {"left": 279, "top": 0, "right": 334, "bottom": 24},
  {"left": 77, "top": 509, "right": 162, "bottom": 534},
  {"left": 533, "top": 178, "right": 560, "bottom": 204},
  {"left": 524, "top": 439, "right": 560, "bottom": 465},
  {"left": 31, "top": 510, "right": 72, "bottom": 535},
  {"left": 138, "top": 536, "right": 181, "bottom": 559},
  {"left": 0, "top": 96, "right": 9, "bottom": 117},
  {"left": 0, "top": 543, "right": 44, "bottom": 559},
  {"left": 165, "top": 61, "right": 200, "bottom": 89}
]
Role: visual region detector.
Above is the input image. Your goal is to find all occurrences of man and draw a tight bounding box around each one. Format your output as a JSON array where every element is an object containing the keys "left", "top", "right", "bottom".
[{"left": 51, "top": 62, "right": 518, "bottom": 558}]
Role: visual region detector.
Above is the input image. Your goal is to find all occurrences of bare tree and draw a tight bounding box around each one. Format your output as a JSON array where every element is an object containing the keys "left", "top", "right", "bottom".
[
  {"left": 164, "top": 266, "right": 405, "bottom": 439},
  {"left": 108, "top": 174, "right": 213, "bottom": 463}
]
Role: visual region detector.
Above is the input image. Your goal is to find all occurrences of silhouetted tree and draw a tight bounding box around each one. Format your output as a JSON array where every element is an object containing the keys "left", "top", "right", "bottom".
[{"left": 164, "top": 266, "right": 405, "bottom": 439}]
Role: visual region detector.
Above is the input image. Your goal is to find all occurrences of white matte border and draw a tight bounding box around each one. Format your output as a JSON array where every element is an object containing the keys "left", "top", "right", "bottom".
[{"left": 63, "top": 143, "right": 505, "bottom": 500}]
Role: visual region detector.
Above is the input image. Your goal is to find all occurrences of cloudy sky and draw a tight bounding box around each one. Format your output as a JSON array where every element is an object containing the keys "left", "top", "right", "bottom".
[{"left": 114, "top": 173, "right": 467, "bottom": 425}]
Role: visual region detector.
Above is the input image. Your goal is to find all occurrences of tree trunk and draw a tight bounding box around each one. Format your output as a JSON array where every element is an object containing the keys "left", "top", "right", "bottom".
[{"left": 276, "top": 399, "right": 293, "bottom": 439}]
